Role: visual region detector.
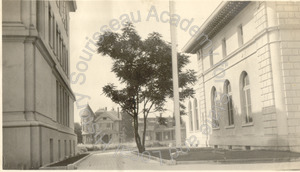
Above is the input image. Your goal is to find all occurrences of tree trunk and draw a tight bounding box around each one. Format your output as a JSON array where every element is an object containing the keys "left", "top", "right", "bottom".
[
  {"left": 142, "top": 117, "right": 147, "bottom": 147},
  {"left": 133, "top": 115, "right": 145, "bottom": 153}
]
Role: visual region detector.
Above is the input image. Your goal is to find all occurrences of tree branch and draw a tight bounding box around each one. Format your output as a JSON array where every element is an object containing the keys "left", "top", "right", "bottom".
[{"left": 145, "top": 102, "right": 155, "bottom": 119}]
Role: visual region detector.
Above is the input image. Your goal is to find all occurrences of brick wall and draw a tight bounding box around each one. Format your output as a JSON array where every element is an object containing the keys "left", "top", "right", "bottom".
[
  {"left": 276, "top": 1, "right": 300, "bottom": 152},
  {"left": 255, "top": 2, "right": 278, "bottom": 136}
]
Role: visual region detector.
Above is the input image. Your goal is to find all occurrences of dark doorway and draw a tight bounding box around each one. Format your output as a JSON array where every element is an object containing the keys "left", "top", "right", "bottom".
[{"left": 102, "top": 134, "right": 109, "bottom": 143}]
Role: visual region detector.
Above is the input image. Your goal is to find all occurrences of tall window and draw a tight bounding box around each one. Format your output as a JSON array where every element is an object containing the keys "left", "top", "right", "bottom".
[
  {"left": 58, "top": 34, "right": 62, "bottom": 62},
  {"left": 69, "top": 140, "right": 72, "bottom": 156},
  {"left": 60, "top": 37, "right": 63, "bottom": 66},
  {"left": 50, "top": 139, "right": 53, "bottom": 163},
  {"left": 64, "top": 140, "right": 67, "bottom": 157},
  {"left": 48, "top": 6, "right": 53, "bottom": 48},
  {"left": 64, "top": 91, "right": 68, "bottom": 126},
  {"left": 60, "top": 86, "right": 63, "bottom": 124},
  {"left": 211, "top": 87, "right": 219, "bottom": 128},
  {"left": 188, "top": 101, "right": 193, "bottom": 131},
  {"left": 56, "top": 81, "right": 60, "bottom": 123},
  {"left": 238, "top": 25, "right": 244, "bottom": 47},
  {"left": 66, "top": 50, "right": 69, "bottom": 75},
  {"left": 56, "top": 82, "right": 69, "bottom": 126},
  {"left": 241, "top": 72, "right": 252, "bottom": 123},
  {"left": 194, "top": 98, "right": 199, "bottom": 130},
  {"left": 62, "top": 44, "right": 66, "bottom": 72},
  {"left": 225, "top": 80, "right": 234, "bottom": 126},
  {"left": 222, "top": 38, "right": 227, "bottom": 58},
  {"left": 53, "top": 17, "right": 56, "bottom": 52},
  {"left": 209, "top": 49, "right": 214, "bottom": 67},
  {"left": 73, "top": 140, "right": 75, "bottom": 156},
  {"left": 58, "top": 140, "right": 61, "bottom": 160},
  {"left": 56, "top": 24, "right": 59, "bottom": 56},
  {"left": 197, "top": 49, "right": 202, "bottom": 61}
]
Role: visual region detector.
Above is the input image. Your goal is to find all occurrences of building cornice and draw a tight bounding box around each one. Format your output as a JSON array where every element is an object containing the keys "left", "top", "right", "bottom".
[{"left": 182, "top": 1, "right": 250, "bottom": 54}]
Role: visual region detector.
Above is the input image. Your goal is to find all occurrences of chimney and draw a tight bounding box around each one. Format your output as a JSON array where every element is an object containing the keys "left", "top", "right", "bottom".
[
  {"left": 160, "top": 113, "right": 162, "bottom": 118},
  {"left": 105, "top": 107, "right": 107, "bottom": 111}
]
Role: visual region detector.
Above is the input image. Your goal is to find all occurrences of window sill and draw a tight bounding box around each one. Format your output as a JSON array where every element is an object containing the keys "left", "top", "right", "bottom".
[
  {"left": 225, "top": 125, "right": 235, "bottom": 129},
  {"left": 212, "top": 127, "right": 220, "bottom": 130},
  {"left": 242, "top": 122, "right": 254, "bottom": 127}
]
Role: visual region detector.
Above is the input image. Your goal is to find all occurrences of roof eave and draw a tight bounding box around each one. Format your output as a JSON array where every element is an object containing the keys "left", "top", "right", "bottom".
[
  {"left": 182, "top": 1, "right": 227, "bottom": 54},
  {"left": 182, "top": 1, "right": 250, "bottom": 54}
]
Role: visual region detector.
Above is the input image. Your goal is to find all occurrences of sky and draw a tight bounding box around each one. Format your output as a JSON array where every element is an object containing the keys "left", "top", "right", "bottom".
[{"left": 69, "top": 0, "right": 222, "bottom": 123}]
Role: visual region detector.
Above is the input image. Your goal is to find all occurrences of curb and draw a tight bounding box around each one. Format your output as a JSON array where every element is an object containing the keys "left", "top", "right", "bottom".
[
  {"left": 39, "top": 166, "right": 67, "bottom": 170},
  {"left": 72, "top": 152, "right": 94, "bottom": 169},
  {"left": 131, "top": 151, "right": 177, "bottom": 165},
  {"left": 176, "top": 157, "right": 300, "bottom": 165}
]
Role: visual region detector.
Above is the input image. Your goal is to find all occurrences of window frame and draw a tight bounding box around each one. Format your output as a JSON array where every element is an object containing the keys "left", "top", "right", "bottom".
[
  {"left": 209, "top": 49, "right": 214, "bottom": 67},
  {"left": 240, "top": 72, "right": 253, "bottom": 124},
  {"left": 238, "top": 24, "right": 244, "bottom": 47},
  {"left": 55, "top": 24, "right": 59, "bottom": 56},
  {"left": 222, "top": 38, "right": 227, "bottom": 58},
  {"left": 211, "top": 87, "right": 219, "bottom": 128},
  {"left": 224, "top": 80, "right": 234, "bottom": 126},
  {"left": 48, "top": 5, "right": 53, "bottom": 48}
]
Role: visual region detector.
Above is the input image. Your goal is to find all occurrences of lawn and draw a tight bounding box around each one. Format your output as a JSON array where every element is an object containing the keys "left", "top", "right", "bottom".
[
  {"left": 148, "top": 148, "right": 300, "bottom": 162},
  {"left": 48, "top": 153, "right": 89, "bottom": 167}
]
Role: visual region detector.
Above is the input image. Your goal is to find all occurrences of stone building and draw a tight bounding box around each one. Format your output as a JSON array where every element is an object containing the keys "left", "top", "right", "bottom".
[
  {"left": 3, "top": 0, "right": 77, "bottom": 169},
  {"left": 81, "top": 105, "right": 123, "bottom": 144},
  {"left": 183, "top": 1, "right": 300, "bottom": 152}
]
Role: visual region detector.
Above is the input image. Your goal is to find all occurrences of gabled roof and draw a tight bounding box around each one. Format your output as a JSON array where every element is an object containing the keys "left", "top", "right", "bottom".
[
  {"left": 94, "top": 109, "right": 121, "bottom": 122},
  {"left": 182, "top": 1, "right": 250, "bottom": 54},
  {"left": 81, "top": 104, "right": 96, "bottom": 118}
]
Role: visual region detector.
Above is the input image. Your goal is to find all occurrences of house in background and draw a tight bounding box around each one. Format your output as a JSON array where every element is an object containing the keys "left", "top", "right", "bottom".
[
  {"left": 2, "top": 0, "right": 77, "bottom": 169},
  {"left": 183, "top": 1, "right": 300, "bottom": 152},
  {"left": 138, "top": 115, "right": 186, "bottom": 146},
  {"left": 81, "top": 105, "right": 123, "bottom": 144}
]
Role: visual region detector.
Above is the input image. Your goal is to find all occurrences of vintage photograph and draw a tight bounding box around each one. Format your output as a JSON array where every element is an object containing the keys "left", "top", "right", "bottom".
[{"left": 2, "top": 0, "right": 300, "bottom": 170}]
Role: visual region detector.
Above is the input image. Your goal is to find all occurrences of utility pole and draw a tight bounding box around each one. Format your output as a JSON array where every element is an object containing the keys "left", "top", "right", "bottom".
[{"left": 169, "top": 0, "right": 181, "bottom": 147}]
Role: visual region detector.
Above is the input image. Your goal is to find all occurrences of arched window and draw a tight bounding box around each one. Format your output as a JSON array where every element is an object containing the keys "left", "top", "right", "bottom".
[
  {"left": 194, "top": 98, "right": 199, "bottom": 130},
  {"left": 188, "top": 101, "right": 193, "bottom": 131},
  {"left": 241, "top": 72, "right": 252, "bottom": 123},
  {"left": 224, "top": 80, "right": 234, "bottom": 126},
  {"left": 211, "top": 87, "right": 219, "bottom": 128}
]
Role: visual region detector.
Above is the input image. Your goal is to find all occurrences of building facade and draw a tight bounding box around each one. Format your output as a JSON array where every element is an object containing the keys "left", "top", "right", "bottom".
[
  {"left": 183, "top": 1, "right": 300, "bottom": 152},
  {"left": 81, "top": 106, "right": 123, "bottom": 144},
  {"left": 3, "top": 0, "right": 77, "bottom": 169},
  {"left": 138, "top": 116, "right": 186, "bottom": 146}
]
